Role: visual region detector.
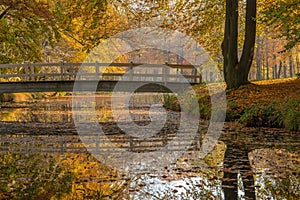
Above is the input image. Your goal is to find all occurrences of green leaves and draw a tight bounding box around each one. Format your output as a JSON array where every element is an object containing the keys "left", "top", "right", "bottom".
[
  {"left": 0, "top": 1, "right": 59, "bottom": 63},
  {"left": 237, "top": 98, "right": 300, "bottom": 131},
  {"left": 0, "top": 0, "right": 116, "bottom": 63},
  {"left": 0, "top": 153, "right": 75, "bottom": 199},
  {"left": 260, "top": 0, "right": 300, "bottom": 49}
]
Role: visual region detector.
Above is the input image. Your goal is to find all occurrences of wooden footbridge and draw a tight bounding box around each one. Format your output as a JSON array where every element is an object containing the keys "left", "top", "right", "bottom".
[{"left": 0, "top": 62, "right": 202, "bottom": 93}]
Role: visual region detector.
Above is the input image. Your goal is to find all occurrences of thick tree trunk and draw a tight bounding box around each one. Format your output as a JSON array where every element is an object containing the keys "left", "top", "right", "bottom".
[
  {"left": 223, "top": 0, "right": 257, "bottom": 89},
  {"left": 239, "top": 0, "right": 257, "bottom": 81},
  {"left": 222, "top": 0, "right": 239, "bottom": 88},
  {"left": 222, "top": 0, "right": 257, "bottom": 197}
]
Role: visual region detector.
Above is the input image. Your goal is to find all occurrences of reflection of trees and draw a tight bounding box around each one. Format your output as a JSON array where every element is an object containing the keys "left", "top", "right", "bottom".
[
  {"left": 62, "top": 154, "right": 129, "bottom": 199},
  {"left": 0, "top": 153, "right": 74, "bottom": 199},
  {"left": 0, "top": 153, "right": 130, "bottom": 199},
  {"left": 131, "top": 142, "right": 226, "bottom": 199},
  {"left": 221, "top": 126, "right": 299, "bottom": 200},
  {"left": 251, "top": 149, "right": 300, "bottom": 200},
  {"left": 222, "top": 141, "right": 255, "bottom": 199}
]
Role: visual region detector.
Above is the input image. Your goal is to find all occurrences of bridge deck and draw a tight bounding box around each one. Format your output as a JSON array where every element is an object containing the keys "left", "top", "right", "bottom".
[{"left": 0, "top": 80, "right": 197, "bottom": 93}]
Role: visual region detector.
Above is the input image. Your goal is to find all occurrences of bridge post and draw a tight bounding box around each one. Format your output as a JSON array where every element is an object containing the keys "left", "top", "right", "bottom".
[
  {"left": 25, "top": 62, "right": 29, "bottom": 81},
  {"left": 95, "top": 61, "right": 100, "bottom": 80},
  {"left": 163, "top": 62, "right": 168, "bottom": 85},
  {"left": 193, "top": 68, "right": 198, "bottom": 83},
  {"left": 30, "top": 64, "right": 34, "bottom": 81},
  {"left": 60, "top": 61, "right": 65, "bottom": 81},
  {"left": 130, "top": 62, "right": 134, "bottom": 81}
]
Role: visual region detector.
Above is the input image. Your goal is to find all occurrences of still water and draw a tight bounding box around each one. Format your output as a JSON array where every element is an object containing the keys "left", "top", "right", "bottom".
[{"left": 0, "top": 95, "right": 299, "bottom": 199}]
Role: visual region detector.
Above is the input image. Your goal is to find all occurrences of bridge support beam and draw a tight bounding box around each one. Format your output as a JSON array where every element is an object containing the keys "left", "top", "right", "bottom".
[{"left": 0, "top": 81, "right": 193, "bottom": 93}]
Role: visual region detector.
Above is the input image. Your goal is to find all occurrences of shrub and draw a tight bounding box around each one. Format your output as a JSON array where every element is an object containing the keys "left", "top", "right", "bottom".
[
  {"left": 282, "top": 99, "right": 300, "bottom": 131},
  {"left": 238, "top": 106, "right": 265, "bottom": 126},
  {"left": 226, "top": 101, "right": 242, "bottom": 121},
  {"left": 163, "top": 94, "right": 180, "bottom": 111},
  {"left": 238, "top": 99, "right": 299, "bottom": 131},
  {"left": 163, "top": 91, "right": 211, "bottom": 119}
]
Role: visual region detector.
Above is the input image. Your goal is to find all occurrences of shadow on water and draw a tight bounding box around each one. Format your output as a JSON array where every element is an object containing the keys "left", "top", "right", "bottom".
[
  {"left": 0, "top": 95, "right": 299, "bottom": 199},
  {"left": 220, "top": 125, "right": 299, "bottom": 200}
]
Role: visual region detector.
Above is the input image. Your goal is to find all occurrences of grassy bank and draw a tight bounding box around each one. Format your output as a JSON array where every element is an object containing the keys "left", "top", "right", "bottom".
[{"left": 164, "top": 78, "right": 300, "bottom": 131}]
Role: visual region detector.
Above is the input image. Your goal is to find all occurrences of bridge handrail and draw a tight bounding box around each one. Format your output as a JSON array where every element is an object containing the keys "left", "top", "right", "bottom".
[
  {"left": 0, "top": 62, "right": 201, "bottom": 68},
  {"left": 0, "top": 62, "right": 202, "bottom": 83}
]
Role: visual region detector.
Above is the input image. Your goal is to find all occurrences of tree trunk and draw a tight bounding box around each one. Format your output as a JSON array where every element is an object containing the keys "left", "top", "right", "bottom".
[
  {"left": 223, "top": 0, "right": 257, "bottom": 89},
  {"left": 297, "top": 54, "right": 300, "bottom": 73},
  {"left": 255, "top": 37, "right": 261, "bottom": 80},
  {"left": 278, "top": 61, "right": 282, "bottom": 78},
  {"left": 283, "top": 61, "right": 287, "bottom": 78},
  {"left": 222, "top": 0, "right": 239, "bottom": 88},
  {"left": 265, "top": 40, "right": 269, "bottom": 80},
  {"left": 266, "top": 57, "right": 269, "bottom": 80},
  {"left": 289, "top": 55, "right": 293, "bottom": 78},
  {"left": 273, "top": 64, "right": 277, "bottom": 79}
]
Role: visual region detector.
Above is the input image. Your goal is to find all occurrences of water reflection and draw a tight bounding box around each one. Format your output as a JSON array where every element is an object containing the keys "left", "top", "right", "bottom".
[
  {"left": 0, "top": 94, "right": 164, "bottom": 123},
  {"left": 0, "top": 95, "right": 299, "bottom": 199},
  {"left": 0, "top": 153, "right": 128, "bottom": 199}
]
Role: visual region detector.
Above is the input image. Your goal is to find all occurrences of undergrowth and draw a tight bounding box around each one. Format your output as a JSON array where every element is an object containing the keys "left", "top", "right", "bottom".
[
  {"left": 237, "top": 99, "right": 299, "bottom": 131},
  {"left": 164, "top": 79, "right": 299, "bottom": 131}
]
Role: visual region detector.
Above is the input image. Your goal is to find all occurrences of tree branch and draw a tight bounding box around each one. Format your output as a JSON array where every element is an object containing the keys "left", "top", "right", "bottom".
[{"left": 0, "top": 6, "right": 11, "bottom": 20}]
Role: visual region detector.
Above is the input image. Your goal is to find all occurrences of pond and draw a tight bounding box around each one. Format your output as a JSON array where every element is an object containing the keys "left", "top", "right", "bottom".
[{"left": 0, "top": 94, "right": 299, "bottom": 199}]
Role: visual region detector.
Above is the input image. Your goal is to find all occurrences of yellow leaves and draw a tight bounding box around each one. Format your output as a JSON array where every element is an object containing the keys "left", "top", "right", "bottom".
[{"left": 59, "top": 153, "right": 126, "bottom": 199}]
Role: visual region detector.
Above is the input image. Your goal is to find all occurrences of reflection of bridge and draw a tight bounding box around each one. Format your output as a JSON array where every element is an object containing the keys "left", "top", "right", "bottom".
[{"left": 0, "top": 62, "right": 202, "bottom": 93}]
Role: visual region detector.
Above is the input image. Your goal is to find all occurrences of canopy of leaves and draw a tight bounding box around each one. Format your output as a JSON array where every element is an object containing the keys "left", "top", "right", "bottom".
[
  {"left": 0, "top": 0, "right": 129, "bottom": 63},
  {"left": 1, "top": 0, "right": 298, "bottom": 64},
  {"left": 260, "top": 0, "right": 300, "bottom": 50},
  {"left": 0, "top": 0, "right": 59, "bottom": 63},
  {"left": 123, "top": 0, "right": 225, "bottom": 58}
]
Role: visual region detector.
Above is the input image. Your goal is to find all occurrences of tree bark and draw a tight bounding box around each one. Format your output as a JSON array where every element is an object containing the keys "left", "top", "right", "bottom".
[
  {"left": 278, "top": 61, "right": 282, "bottom": 78},
  {"left": 265, "top": 38, "right": 269, "bottom": 80},
  {"left": 297, "top": 54, "right": 300, "bottom": 74},
  {"left": 283, "top": 62, "right": 287, "bottom": 78},
  {"left": 222, "top": 0, "right": 239, "bottom": 88},
  {"left": 273, "top": 64, "right": 277, "bottom": 79},
  {"left": 296, "top": 54, "right": 300, "bottom": 73},
  {"left": 255, "top": 37, "right": 261, "bottom": 80},
  {"left": 289, "top": 55, "right": 293, "bottom": 77},
  {"left": 266, "top": 57, "right": 269, "bottom": 80},
  {"left": 223, "top": 0, "right": 257, "bottom": 89}
]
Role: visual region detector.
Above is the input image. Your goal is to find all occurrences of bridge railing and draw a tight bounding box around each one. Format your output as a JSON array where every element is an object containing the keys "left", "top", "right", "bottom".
[{"left": 0, "top": 62, "right": 202, "bottom": 84}]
